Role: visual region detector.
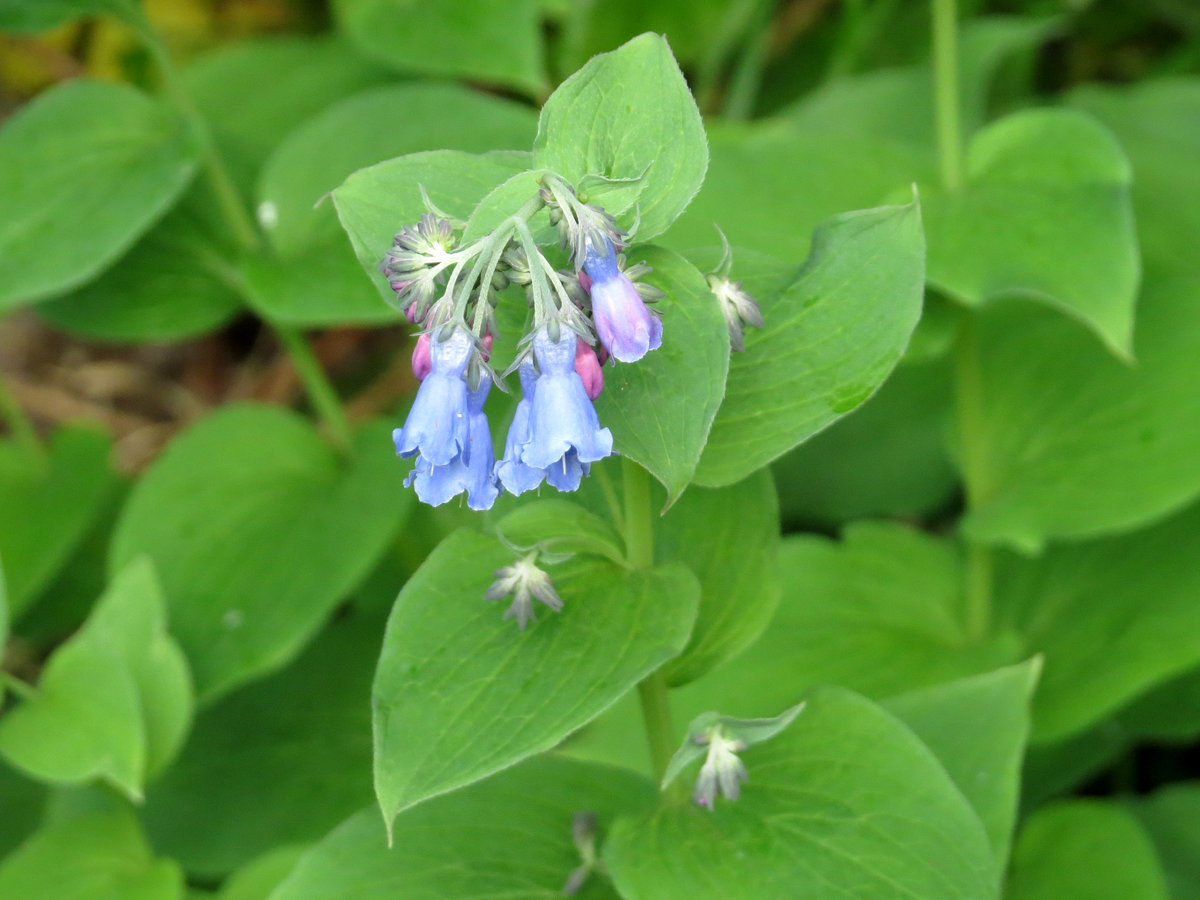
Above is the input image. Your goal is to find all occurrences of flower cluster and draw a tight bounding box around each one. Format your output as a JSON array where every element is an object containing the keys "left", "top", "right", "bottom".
[{"left": 386, "top": 177, "right": 665, "bottom": 511}]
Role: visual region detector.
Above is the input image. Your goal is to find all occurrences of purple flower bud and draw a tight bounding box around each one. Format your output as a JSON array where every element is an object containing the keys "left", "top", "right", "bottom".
[
  {"left": 583, "top": 237, "right": 662, "bottom": 364},
  {"left": 574, "top": 339, "right": 603, "bottom": 400},
  {"left": 411, "top": 332, "right": 432, "bottom": 380}
]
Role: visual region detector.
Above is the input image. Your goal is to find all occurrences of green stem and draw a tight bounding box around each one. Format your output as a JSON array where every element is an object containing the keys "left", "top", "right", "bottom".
[
  {"left": 274, "top": 325, "right": 353, "bottom": 455},
  {"left": 0, "top": 373, "right": 43, "bottom": 461},
  {"left": 623, "top": 458, "right": 679, "bottom": 788},
  {"left": 0, "top": 672, "right": 38, "bottom": 703},
  {"left": 931, "top": 0, "right": 964, "bottom": 191},
  {"left": 953, "top": 313, "right": 993, "bottom": 641}
]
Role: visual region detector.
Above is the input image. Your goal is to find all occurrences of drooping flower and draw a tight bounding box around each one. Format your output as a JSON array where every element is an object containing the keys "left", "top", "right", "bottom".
[
  {"left": 692, "top": 728, "right": 748, "bottom": 808},
  {"left": 519, "top": 327, "right": 613, "bottom": 485},
  {"left": 393, "top": 327, "right": 472, "bottom": 466},
  {"left": 404, "top": 373, "right": 498, "bottom": 510},
  {"left": 582, "top": 237, "right": 662, "bottom": 363},
  {"left": 709, "top": 274, "right": 763, "bottom": 353},
  {"left": 485, "top": 550, "right": 563, "bottom": 629},
  {"left": 495, "top": 360, "right": 547, "bottom": 496}
]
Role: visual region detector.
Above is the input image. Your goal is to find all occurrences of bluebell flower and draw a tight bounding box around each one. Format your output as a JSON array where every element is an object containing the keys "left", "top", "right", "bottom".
[
  {"left": 495, "top": 360, "right": 546, "bottom": 496},
  {"left": 583, "top": 237, "right": 662, "bottom": 364},
  {"left": 393, "top": 327, "right": 472, "bottom": 466},
  {"left": 403, "top": 372, "right": 499, "bottom": 510}
]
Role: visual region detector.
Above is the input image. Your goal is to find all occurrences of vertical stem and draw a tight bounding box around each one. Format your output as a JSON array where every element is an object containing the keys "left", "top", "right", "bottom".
[
  {"left": 274, "top": 326, "right": 353, "bottom": 455},
  {"left": 722, "top": 0, "right": 774, "bottom": 121},
  {"left": 0, "top": 373, "right": 43, "bottom": 461},
  {"left": 623, "top": 458, "right": 677, "bottom": 786},
  {"left": 931, "top": 0, "right": 964, "bottom": 191}
]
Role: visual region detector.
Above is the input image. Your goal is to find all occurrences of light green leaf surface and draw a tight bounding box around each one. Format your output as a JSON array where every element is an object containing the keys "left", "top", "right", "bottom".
[
  {"left": 604, "top": 687, "right": 996, "bottom": 900},
  {"left": 533, "top": 33, "right": 707, "bottom": 241},
  {"left": 111, "top": 408, "right": 412, "bottom": 703},
  {"left": 372, "top": 528, "right": 699, "bottom": 828},
  {"left": 217, "top": 846, "right": 306, "bottom": 900},
  {"left": 884, "top": 661, "right": 1040, "bottom": 873},
  {"left": 333, "top": 0, "right": 545, "bottom": 94},
  {"left": 0, "top": 811, "right": 184, "bottom": 900},
  {"left": 657, "top": 469, "right": 780, "bottom": 687},
  {"left": 1132, "top": 783, "right": 1200, "bottom": 900},
  {"left": 593, "top": 248, "right": 729, "bottom": 502},
  {"left": 333, "top": 149, "right": 529, "bottom": 302},
  {"left": 274, "top": 757, "right": 653, "bottom": 900},
  {"left": 0, "top": 428, "right": 120, "bottom": 619},
  {"left": 0, "top": 79, "right": 202, "bottom": 309},
  {"left": 694, "top": 199, "right": 926, "bottom": 487},
  {"left": 143, "top": 613, "right": 377, "bottom": 879},
  {"left": 964, "top": 275, "right": 1200, "bottom": 551},
  {"left": 924, "top": 108, "right": 1139, "bottom": 358},
  {"left": 0, "top": 558, "right": 192, "bottom": 801},
  {"left": 493, "top": 499, "right": 625, "bottom": 565},
  {"left": 1007, "top": 801, "right": 1169, "bottom": 900}
]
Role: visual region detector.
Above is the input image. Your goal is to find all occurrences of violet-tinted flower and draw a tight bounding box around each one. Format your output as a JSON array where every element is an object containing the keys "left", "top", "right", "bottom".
[
  {"left": 583, "top": 237, "right": 662, "bottom": 363},
  {"left": 404, "top": 373, "right": 498, "bottom": 509},
  {"left": 393, "top": 327, "right": 472, "bottom": 466},
  {"left": 574, "top": 339, "right": 604, "bottom": 400},
  {"left": 495, "top": 360, "right": 546, "bottom": 496}
]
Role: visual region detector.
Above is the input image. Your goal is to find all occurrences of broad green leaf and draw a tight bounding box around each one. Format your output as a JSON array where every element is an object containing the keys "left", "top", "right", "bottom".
[
  {"left": 0, "top": 810, "right": 184, "bottom": 900},
  {"left": 1020, "top": 720, "right": 1129, "bottom": 811},
  {"left": 604, "top": 687, "right": 996, "bottom": 900},
  {"left": 217, "top": 846, "right": 306, "bottom": 900},
  {"left": 771, "top": 356, "right": 957, "bottom": 526},
  {"left": 593, "top": 248, "right": 729, "bottom": 502},
  {"left": 259, "top": 84, "right": 537, "bottom": 256},
  {"left": 0, "top": 0, "right": 138, "bottom": 32},
  {"left": 561, "top": 0, "right": 745, "bottom": 69},
  {"left": 1132, "top": 783, "right": 1200, "bottom": 900},
  {"left": 493, "top": 499, "right": 625, "bottom": 565},
  {"left": 884, "top": 660, "right": 1040, "bottom": 873},
  {"left": 333, "top": 149, "right": 530, "bottom": 302},
  {"left": 274, "top": 757, "right": 653, "bottom": 900},
  {"left": 1071, "top": 78, "right": 1200, "bottom": 277},
  {"left": 0, "top": 558, "right": 192, "bottom": 800},
  {"left": 693, "top": 199, "right": 926, "bottom": 487},
  {"left": 373, "top": 528, "right": 699, "bottom": 827},
  {"left": 142, "top": 613, "right": 377, "bottom": 879},
  {"left": 111, "top": 408, "right": 413, "bottom": 702},
  {"left": 533, "top": 33, "right": 707, "bottom": 240},
  {"left": 964, "top": 275, "right": 1200, "bottom": 551},
  {"left": 1119, "top": 666, "right": 1200, "bottom": 743},
  {"left": 38, "top": 211, "right": 241, "bottom": 341},
  {"left": 239, "top": 252, "right": 399, "bottom": 327},
  {"left": 1007, "top": 801, "right": 1169, "bottom": 900},
  {"left": 182, "top": 36, "right": 389, "bottom": 197},
  {"left": 995, "top": 502, "right": 1200, "bottom": 742},
  {"left": 0, "top": 80, "right": 202, "bottom": 308},
  {"left": 657, "top": 469, "right": 780, "bottom": 687},
  {"left": 0, "top": 763, "right": 44, "bottom": 859},
  {"left": 924, "top": 108, "right": 1139, "bottom": 358},
  {"left": 333, "top": 0, "right": 545, "bottom": 94},
  {"left": 0, "top": 427, "right": 120, "bottom": 620}
]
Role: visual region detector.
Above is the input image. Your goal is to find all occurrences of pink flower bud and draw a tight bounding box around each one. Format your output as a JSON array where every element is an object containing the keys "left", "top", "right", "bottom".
[
  {"left": 412, "top": 333, "right": 432, "bottom": 380},
  {"left": 574, "top": 338, "right": 604, "bottom": 400},
  {"left": 404, "top": 301, "right": 420, "bottom": 323}
]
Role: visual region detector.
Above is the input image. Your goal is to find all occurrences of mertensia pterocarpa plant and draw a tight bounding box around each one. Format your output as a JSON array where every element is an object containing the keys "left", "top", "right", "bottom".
[{"left": 0, "top": 0, "right": 1198, "bottom": 897}]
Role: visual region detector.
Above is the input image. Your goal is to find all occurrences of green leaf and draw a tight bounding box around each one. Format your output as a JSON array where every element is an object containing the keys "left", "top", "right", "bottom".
[
  {"left": 239, "top": 251, "right": 398, "bottom": 328},
  {"left": 37, "top": 211, "right": 241, "bottom": 341},
  {"left": 333, "top": 149, "right": 530, "bottom": 302},
  {"left": 0, "top": 427, "right": 120, "bottom": 620},
  {"left": 493, "top": 499, "right": 625, "bottom": 565},
  {"left": 1119, "top": 665, "right": 1200, "bottom": 743},
  {"left": 0, "top": 555, "right": 7, "bottom": 659},
  {"left": 964, "top": 275, "right": 1200, "bottom": 551},
  {"left": 996, "top": 501, "right": 1200, "bottom": 743},
  {"left": 1070, "top": 78, "right": 1200, "bottom": 278},
  {"left": 0, "top": 0, "right": 138, "bottom": 32},
  {"left": 693, "top": 199, "right": 926, "bottom": 487},
  {"left": 593, "top": 247, "right": 729, "bottom": 502},
  {"left": 923, "top": 108, "right": 1139, "bottom": 358},
  {"left": 274, "top": 757, "right": 652, "bottom": 900},
  {"left": 0, "top": 763, "right": 45, "bottom": 859},
  {"left": 884, "top": 660, "right": 1041, "bottom": 874},
  {"left": 0, "top": 557, "right": 192, "bottom": 801},
  {"left": 216, "top": 846, "right": 306, "bottom": 900},
  {"left": 333, "top": 0, "right": 545, "bottom": 94},
  {"left": 1132, "top": 783, "right": 1200, "bottom": 900},
  {"left": 604, "top": 687, "right": 996, "bottom": 900},
  {"left": 770, "top": 356, "right": 957, "bottom": 526},
  {"left": 1020, "top": 720, "right": 1129, "bottom": 812},
  {"left": 533, "top": 33, "right": 707, "bottom": 241},
  {"left": 657, "top": 469, "right": 780, "bottom": 687},
  {"left": 0, "top": 810, "right": 184, "bottom": 900},
  {"left": 372, "top": 528, "right": 699, "bottom": 828},
  {"left": 142, "top": 612, "right": 377, "bottom": 879},
  {"left": 0, "top": 80, "right": 202, "bottom": 308},
  {"left": 110, "top": 408, "right": 413, "bottom": 703},
  {"left": 1007, "top": 801, "right": 1169, "bottom": 900}
]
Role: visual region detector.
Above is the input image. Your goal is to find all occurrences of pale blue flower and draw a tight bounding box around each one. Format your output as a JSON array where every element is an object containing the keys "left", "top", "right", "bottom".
[{"left": 583, "top": 237, "right": 662, "bottom": 363}]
